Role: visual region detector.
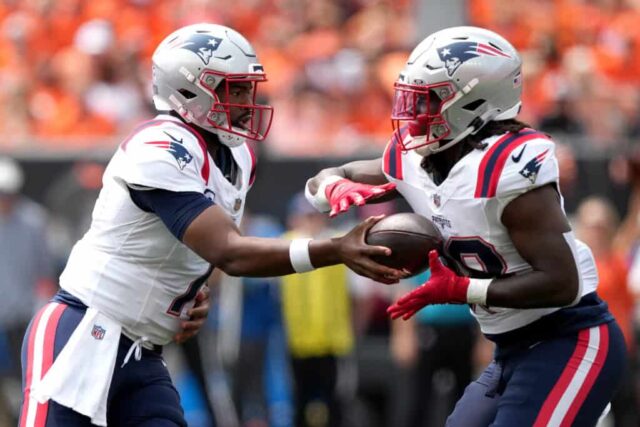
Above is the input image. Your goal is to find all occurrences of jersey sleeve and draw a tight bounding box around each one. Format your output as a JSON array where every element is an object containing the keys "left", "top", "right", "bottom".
[
  {"left": 494, "top": 137, "right": 560, "bottom": 214},
  {"left": 129, "top": 188, "right": 214, "bottom": 241},
  {"left": 115, "top": 122, "right": 210, "bottom": 193},
  {"left": 381, "top": 131, "right": 406, "bottom": 181}
]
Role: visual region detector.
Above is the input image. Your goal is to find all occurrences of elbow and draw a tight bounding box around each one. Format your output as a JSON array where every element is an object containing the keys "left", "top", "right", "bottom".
[
  {"left": 217, "top": 260, "right": 244, "bottom": 277},
  {"left": 209, "top": 251, "right": 244, "bottom": 277},
  {"left": 555, "top": 287, "right": 579, "bottom": 307},
  {"left": 551, "top": 273, "right": 580, "bottom": 307},
  {"left": 207, "top": 238, "right": 246, "bottom": 277}
]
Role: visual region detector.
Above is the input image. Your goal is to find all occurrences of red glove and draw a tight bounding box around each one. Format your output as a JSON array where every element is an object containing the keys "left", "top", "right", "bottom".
[
  {"left": 325, "top": 179, "right": 396, "bottom": 217},
  {"left": 387, "top": 250, "right": 470, "bottom": 320}
]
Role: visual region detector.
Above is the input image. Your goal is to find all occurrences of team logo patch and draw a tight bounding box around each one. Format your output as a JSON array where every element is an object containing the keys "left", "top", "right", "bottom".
[
  {"left": 438, "top": 41, "right": 511, "bottom": 77},
  {"left": 91, "top": 324, "right": 106, "bottom": 340},
  {"left": 431, "top": 214, "right": 451, "bottom": 229},
  {"left": 519, "top": 149, "right": 549, "bottom": 184},
  {"left": 146, "top": 132, "right": 194, "bottom": 170},
  {"left": 176, "top": 33, "right": 222, "bottom": 65}
]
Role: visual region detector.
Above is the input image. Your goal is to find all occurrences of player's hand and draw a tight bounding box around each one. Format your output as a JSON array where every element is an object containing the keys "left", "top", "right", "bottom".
[
  {"left": 325, "top": 179, "right": 396, "bottom": 217},
  {"left": 336, "top": 215, "right": 408, "bottom": 285},
  {"left": 174, "top": 285, "right": 210, "bottom": 344},
  {"left": 387, "top": 250, "right": 470, "bottom": 320}
]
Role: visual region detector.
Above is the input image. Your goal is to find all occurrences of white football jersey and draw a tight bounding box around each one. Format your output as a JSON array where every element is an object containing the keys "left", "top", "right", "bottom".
[
  {"left": 382, "top": 128, "right": 598, "bottom": 334},
  {"left": 60, "top": 114, "right": 256, "bottom": 345}
]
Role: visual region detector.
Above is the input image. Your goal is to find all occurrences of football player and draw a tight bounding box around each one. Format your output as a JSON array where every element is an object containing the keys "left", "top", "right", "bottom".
[
  {"left": 305, "top": 26, "right": 625, "bottom": 426},
  {"left": 19, "top": 24, "right": 404, "bottom": 427}
]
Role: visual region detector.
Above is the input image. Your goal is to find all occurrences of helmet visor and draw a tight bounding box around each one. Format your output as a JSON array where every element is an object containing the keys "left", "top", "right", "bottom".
[{"left": 391, "top": 81, "right": 455, "bottom": 151}]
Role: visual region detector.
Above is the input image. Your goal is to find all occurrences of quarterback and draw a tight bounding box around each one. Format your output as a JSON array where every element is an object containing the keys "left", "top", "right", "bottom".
[
  {"left": 19, "top": 24, "right": 403, "bottom": 427},
  {"left": 306, "top": 26, "right": 625, "bottom": 426}
]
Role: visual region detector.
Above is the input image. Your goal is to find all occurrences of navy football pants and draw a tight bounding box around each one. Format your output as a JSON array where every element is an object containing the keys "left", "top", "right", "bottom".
[
  {"left": 446, "top": 322, "right": 626, "bottom": 427},
  {"left": 18, "top": 301, "right": 187, "bottom": 427}
]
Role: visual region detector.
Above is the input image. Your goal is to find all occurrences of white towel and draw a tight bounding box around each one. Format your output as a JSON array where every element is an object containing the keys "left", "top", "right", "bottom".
[{"left": 31, "top": 307, "right": 121, "bottom": 426}]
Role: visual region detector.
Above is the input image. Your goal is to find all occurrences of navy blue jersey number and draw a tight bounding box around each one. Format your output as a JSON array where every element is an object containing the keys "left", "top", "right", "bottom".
[
  {"left": 446, "top": 237, "right": 507, "bottom": 279},
  {"left": 167, "top": 266, "right": 213, "bottom": 317}
]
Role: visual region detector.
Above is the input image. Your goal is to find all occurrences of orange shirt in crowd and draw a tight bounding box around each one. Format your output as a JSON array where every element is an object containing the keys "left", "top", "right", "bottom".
[{"left": 596, "top": 253, "right": 635, "bottom": 353}]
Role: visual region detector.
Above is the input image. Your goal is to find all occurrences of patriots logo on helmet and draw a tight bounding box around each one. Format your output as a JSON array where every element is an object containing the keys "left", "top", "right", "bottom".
[
  {"left": 519, "top": 149, "right": 549, "bottom": 184},
  {"left": 146, "top": 132, "right": 194, "bottom": 170},
  {"left": 178, "top": 33, "right": 222, "bottom": 65},
  {"left": 438, "top": 41, "right": 511, "bottom": 77}
]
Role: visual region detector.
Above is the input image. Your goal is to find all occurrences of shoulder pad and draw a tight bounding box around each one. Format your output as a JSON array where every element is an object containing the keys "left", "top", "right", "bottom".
[
  {"left": 115, "top": 119, "right": 211, "bottom": 192},
  {"left": 474, "top": 129, "right": 556, "bottom": 199}
]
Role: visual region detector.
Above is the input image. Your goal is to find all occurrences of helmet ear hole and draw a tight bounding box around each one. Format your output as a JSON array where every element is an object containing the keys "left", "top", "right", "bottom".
[
  {"left": 177, "top": 89, "right": 197, "bottom": 99},
  {"left": 462, "top": 99, "right": 486, "bottom": 111}
]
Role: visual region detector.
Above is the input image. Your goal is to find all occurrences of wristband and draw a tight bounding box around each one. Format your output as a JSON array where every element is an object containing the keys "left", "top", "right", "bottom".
[
  {"left": 304, "top": 175, "right": 343, "bottom": 212},
  {"left": 466, "top": 278, "right": 492, "bottom": 305},
  {"left": 289, "top": 238, "right": 315, "bottom": 273}
]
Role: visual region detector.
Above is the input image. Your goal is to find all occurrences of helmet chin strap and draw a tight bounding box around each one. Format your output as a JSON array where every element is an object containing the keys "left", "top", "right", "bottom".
[
  {"left": 216, "top": 127, "right": 248, "bottom": 147},
  {"left": 205, "top": 109, "right": 248, "bottom": 147}
]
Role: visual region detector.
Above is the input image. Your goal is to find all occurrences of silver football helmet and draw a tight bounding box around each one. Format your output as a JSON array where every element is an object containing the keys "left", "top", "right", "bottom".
[
  {"left": 152, "top": 24, "right": 273, "bottom": 147},
  {"left": 391, "top": 26, "right": 522, "bottom": 154}
]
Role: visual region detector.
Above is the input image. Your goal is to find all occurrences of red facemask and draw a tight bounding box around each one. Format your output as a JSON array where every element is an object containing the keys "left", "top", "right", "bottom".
[
  {"left": 200, "top": 70, "right": 274, "bottom": 141},
  {"left": 391, "top": 81, "right": 455, "bottom": 151}
]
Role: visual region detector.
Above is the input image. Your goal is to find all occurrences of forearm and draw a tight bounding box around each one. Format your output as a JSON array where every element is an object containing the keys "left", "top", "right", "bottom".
[
  {"left": 307, "top": 167, "right": 348, "bottom": 194},
  {"left": 184, "top": 205, "right": 401, "bottom": 284},
  {"left": 307, "top": 159, "right": 388, "bottom": 194},
  {"left": 211, "top": 235, "right": 340, "bottom": 277},
  {"left": 184, "top": 206, "right": 339, "bottom": 276},
  {"left": 486, "top": 270, "right": 578, "bottom": 309}
]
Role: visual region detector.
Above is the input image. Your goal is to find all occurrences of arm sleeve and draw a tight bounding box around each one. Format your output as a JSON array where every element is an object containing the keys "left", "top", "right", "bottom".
[{"left": 129, "top": 188, "right": 214, "bottom": 241}]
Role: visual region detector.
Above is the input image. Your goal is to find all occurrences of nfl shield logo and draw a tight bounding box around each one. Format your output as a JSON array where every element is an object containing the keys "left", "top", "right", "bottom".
[
  {"left": 91, "top": 325, "right": 106, "bottom": 340},
  {"left": 233, "top": 198, "right": 242, "bottom": 212},
  {"left": 432, "top": 193, "right": 441, "bottom": 207}
]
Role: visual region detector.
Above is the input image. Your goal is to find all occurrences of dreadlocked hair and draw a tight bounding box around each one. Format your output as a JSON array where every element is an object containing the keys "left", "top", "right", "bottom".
[
  {"left": 420, "top": 119, "right": 530, "bottom": 176},
  {"left": 465, "top": 119, "right": 531, "bottom": 150}
]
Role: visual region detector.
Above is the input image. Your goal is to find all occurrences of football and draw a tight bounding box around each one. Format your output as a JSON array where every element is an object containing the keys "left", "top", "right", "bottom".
[{"left": 365, "top": 212, "right": 443, "bottom": 277}]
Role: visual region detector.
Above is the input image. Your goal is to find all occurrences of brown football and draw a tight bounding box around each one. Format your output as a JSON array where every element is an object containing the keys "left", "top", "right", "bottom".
[{"left": 365, "top": 213, "right": 443, "bottom": 277}]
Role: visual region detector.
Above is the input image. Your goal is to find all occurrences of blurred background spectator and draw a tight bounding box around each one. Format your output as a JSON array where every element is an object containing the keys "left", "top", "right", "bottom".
[
  {"left": 230, "top": 213, "right": 291, "bottom": 427},
  {"left": 0, "top": 157, "right": 55, "bottom": 425},
  {"left": 574, "top": 196, "right": 639, "bottom": 427},
  {"left": 42, "top": 160, "right": 104, "bottom": 273},
  {"left": 280, "top": 193, "right": 356, "bottom": 427},
  {"left": 388, "top": 271, "right": 478, "bottom": 427}
]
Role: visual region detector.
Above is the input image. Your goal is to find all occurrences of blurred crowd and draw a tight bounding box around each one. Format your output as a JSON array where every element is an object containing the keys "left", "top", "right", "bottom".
[
  {"left": 469, "top": 0, "right": 640, "bottom": 153},
  {"left": 3, "top": 0, "right": 640, "bottom": 155},
  {"left": 0, "top": 0, "right": 414, "bottom": 155}
]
